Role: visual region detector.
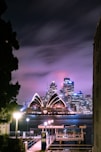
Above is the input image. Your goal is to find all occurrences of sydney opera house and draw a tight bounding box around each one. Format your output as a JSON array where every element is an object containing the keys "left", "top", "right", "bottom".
[{"left": 24, "top": 78, "right": 92, "bottom": 115}]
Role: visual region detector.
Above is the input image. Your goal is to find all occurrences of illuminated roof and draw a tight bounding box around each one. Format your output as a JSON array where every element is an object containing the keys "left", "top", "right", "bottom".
[{"left": 28, "top": 93, "right": 66, "bottom": 108}]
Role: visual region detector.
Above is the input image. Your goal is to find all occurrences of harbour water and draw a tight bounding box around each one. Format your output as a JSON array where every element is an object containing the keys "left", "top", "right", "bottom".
[{"left": 10, "top": 114, "right": 93, "bottom": 145}]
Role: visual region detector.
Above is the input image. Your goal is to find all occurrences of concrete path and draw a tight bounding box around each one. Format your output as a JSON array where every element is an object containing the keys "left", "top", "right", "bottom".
[{"left": 27, "top": 136, "right": 54, "bottom": 152}]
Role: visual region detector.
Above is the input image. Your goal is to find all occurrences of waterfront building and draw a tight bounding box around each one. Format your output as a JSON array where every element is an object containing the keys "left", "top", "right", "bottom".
[{"left": 25, "top": 77, "right": 92, "bottom": 115}]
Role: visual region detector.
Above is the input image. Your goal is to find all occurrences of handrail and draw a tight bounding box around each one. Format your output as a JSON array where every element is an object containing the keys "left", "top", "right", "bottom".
[{"left": 23, "top": 138, "right": 40, "bottom": 149}]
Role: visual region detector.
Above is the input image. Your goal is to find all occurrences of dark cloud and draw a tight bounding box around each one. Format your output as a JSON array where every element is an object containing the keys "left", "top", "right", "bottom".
[
  {"left": 23, "top": 71, "right": 50, "bottom": 79},
  {"left": 34, "top": 47, "right": 65, "bottom": 64}
]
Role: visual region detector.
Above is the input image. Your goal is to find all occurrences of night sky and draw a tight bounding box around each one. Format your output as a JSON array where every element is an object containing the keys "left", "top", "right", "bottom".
[{"left": 3, "top": 0, "right": 101, "bottom": 105}]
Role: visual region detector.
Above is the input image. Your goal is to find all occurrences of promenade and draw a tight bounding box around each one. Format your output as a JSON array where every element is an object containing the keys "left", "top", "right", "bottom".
[
  {"left": 26, "top": 136, "right": 92, "bottom": 152},
  {"left": 27, "top": 136, "right": 54, "bottom": 152},
  {"left": 22, "top": 114, "right": 93, "bottom": 152},
  {"left": 27, "top": 139, "right": 41, "bottom": 152}
]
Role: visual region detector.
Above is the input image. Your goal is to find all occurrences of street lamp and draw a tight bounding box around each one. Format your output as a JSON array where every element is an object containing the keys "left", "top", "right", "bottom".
[
  {"left": 13, "top": 112, "right": 22, "bottom": 138},
  {"left": 43, "top": 120, "right": 54, "bottom": 144},
  {"left": 48, "top": 119, "right": 54, "bottom": 143},
  {"left": 26, "top": 118, "right": 30, "bottom": 132},
  {"left": 48, "top": 120, "right": 51, "bottom": 144},
  {"left": 48, "top": 120, "right": 51, "bottom": 135},
  {"left": 44, "top": 121, "right": 48, "bottom": 132}
]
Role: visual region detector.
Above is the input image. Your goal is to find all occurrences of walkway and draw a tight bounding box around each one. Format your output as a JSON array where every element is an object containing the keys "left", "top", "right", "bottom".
[
  {"left": 27, "top": 136, "right": 54, "bottom": 152},
  {"left": 26, "top": 136, "right": 92, "bottom": 152}
]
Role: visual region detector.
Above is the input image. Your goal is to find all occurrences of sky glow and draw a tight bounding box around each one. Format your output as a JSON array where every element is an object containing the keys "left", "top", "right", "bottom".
[{"left": 3, "top": 0, "right": 101, "bottom": 104}]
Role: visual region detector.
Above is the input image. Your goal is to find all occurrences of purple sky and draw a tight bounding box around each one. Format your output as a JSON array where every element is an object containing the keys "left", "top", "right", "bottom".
[{"left": 3, "top": 0, "right": 101, "bottom": 105}]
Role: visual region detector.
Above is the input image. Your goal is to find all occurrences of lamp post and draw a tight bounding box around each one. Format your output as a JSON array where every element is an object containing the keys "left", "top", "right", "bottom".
[
  {"left": 43, "top": 120, "right": 54, "bottom": 144},
  {"left": 13, "top": 112, "right": 22, "bottom": 138},
  {"left": 48, "top": 120, "right": 51, "bottom": 144},
  {"left": 44, "top": 121, "right": 48, "bottom": 132},
  {"left": 48, "top": 120, "right": 52, "bottom": 136},
  {"left": 48, "top": 119, "right": 54, "bottom": 143},
  {"left": 26, "top": 118, "right": 30, "bottom": 132},
  {"left": 42, "top": 122, "right": 47, "bottom": 151},
  {"left": 50, "top": 119, "right": 54, "bottom": 138}
]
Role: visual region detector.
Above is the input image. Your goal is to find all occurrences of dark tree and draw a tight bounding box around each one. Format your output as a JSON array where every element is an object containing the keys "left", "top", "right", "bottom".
[{"left": 0, "top": 0, "right": 20, "bottom": 113}]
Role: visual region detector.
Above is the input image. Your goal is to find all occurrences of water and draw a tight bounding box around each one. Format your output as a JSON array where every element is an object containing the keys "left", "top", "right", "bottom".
[{"left": 10, "top": 114, "right": 93, "bottom": 144}]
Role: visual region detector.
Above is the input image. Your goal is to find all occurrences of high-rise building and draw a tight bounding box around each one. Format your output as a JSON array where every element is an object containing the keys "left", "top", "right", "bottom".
[
  {"left": 62, "top": 78, "right": 74, "bottom": 96},
  {"left": 59, "top": 78, "right": 74, "bottom": 104},
  {"left": 45, "top": 81, "right": 58, "bottom": 101},
  {"left": 49, "top": 81, "right": 57, "bottom": 94}
]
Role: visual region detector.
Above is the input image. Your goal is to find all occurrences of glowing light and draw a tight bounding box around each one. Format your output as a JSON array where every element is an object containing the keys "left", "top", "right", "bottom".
[
  {"left": 13, "top": 112, "right": 22, "bottom": 138},
  {"left": 13, "top": 112, "right": 22, "bottom": 119},
  {"left": 73, "top": 93, "right": 77, "bottom": 96}
]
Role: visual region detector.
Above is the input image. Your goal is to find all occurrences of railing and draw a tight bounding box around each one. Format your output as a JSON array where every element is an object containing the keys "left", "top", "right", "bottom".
[
  {"left": 23, "top": 137, "right": 41, "bottom": 149},
  {"left": 27, "top": 139, "right": 38, "bottom": 149},
  {"left": 9, "top": 131, "right": 40, "bottom": 138},
  {"left": 56, "top": 133, "right": 84, "bottom": 142}
]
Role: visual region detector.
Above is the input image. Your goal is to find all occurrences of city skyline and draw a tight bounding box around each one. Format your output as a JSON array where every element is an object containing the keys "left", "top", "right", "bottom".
[
  {"left": 3, "top": 0, "right": 101, "bottom": 104},
  {"left": 25, "top": 78, "right": 92, "bottom": 115}
]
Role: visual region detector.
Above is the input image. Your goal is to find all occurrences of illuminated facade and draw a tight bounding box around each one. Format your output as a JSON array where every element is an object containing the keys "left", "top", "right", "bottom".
[
  {"left": 60, "top": 78, "right": 74, "bottom": 97},
  {"left": 25, "top": 78, "right": 92, "bottom": 115},
  {"left": 27, "top": 92, "right": 67, "bottom": 114},
  {"left": 59, "top": 78, "right": 74, "bottom": 104},
  {"left": 45, "top": 81, "right": 58, "bottom": 103}
]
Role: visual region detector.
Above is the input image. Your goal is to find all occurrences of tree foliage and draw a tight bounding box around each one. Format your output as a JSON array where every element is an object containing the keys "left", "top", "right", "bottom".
[{"left": 0, "top": 0, "right": 20, "bottom": 120}]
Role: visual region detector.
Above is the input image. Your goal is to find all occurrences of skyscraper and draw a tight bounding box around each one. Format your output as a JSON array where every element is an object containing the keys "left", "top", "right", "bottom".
[
  {"left": 45, "top": 81, "right": 58, "bottom": 102},
  {"left": 61, "top": 78, "right": 74, "bottom": 96}
]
